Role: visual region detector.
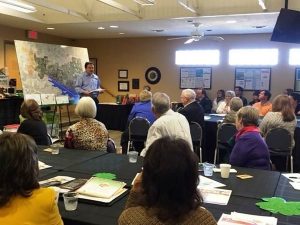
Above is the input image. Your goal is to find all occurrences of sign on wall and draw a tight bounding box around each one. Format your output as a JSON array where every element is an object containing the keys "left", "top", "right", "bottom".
[
  {"left": 235, "top": 68, "right": 271, "bottom": 91},
  {"left": 180, "top": 67, "right": 212, "bottom": 89}
]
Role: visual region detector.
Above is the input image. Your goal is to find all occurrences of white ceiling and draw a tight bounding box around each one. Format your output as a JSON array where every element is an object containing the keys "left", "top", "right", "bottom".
[{"left": 0, "top": 0, "right": 299, "bottom": 39}]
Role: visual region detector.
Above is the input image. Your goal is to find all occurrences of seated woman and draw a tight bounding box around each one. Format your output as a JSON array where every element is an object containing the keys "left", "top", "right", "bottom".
[
  {"left": 17, "top": 99, "right": 49, "bottom": 145},
  {"left": 260, "top": 95, "right": 296, "bottom": 146},
  {"left": 120, "top": 90, "right": 155, "bottom": 154},
  {"left": 216, "top": 90, "right": 235, "bottom": 114},
  {"left": 118, "top": 137, "right": 217, "bottom": 225},
  {"left": 223, "top": 97, "right": 243, "bottom": 124},
  {"left": 212, "top": 89, "right": 225, "bottom": 113},
  {"left": 229, "top": 106, "right": 270, "bottom": 170},
  {"left": 65, "top": 96, "right": 109, "bottom": 151},
  {"left": 0, "top": 133, "right": 63, "bottom": 225}
]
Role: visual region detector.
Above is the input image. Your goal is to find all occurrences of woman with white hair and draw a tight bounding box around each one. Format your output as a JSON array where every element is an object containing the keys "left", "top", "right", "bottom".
[
  {"left": 65, "top": 96, "right": 109, "bottom": 151},
  {"left": 216, "top": 90, "right": 236, "bottom": 114}
]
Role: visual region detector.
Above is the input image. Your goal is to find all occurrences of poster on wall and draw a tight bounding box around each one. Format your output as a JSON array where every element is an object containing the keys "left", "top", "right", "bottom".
[
  {"left": 235, "top": 68, "right": 271, "bottom": 91},
  {"left": 14, "top": 40, "right": 90, "bottom": 104},
  {"left": 294, "top": 68, "right": 300, "bottom": 92},
  {"left": 180, "top": 67, "right": 212, "bottom": 89}
]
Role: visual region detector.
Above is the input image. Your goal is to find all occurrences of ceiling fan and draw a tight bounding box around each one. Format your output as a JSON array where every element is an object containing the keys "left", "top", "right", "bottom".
[{"left": 168, "top": 22, "right": 224, "bottom": 44}]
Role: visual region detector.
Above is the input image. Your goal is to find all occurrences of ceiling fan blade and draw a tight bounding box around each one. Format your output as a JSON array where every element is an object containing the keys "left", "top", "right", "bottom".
[
  {"left": 184, "top": 38, "right": 194, "bottom": 44},
  {"left": 167, "top": 37, "right": 189, "bottom": 41},
  {"left": 202, "top": 36, "right": 224, "bottom": 41}
]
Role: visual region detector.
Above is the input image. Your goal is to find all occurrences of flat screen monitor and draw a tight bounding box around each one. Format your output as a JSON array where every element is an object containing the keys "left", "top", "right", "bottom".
[{"left": 271, "top": 8, "right": 300, "bottom": 44}]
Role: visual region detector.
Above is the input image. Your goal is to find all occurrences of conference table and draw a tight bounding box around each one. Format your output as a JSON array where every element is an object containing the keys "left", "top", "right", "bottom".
[
  {"left": 203, "top": 114, "right": 300, "bottom": 172},
  {"left": 38, "top": 147, "right": 300, "bottom": 225}
]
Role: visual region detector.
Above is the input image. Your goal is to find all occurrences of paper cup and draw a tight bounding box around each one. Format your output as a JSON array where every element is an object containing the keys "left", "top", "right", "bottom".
[{"left": 220, "top": 164, "right": 231, "bottom": 178}]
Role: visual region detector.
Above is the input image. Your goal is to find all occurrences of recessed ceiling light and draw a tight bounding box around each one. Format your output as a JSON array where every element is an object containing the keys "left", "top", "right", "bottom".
[
  {"left": 97, "top": 27, "right": 105, "bottom": 30},
  {"left": 252, "top": 25, "right": 266, "bottom": 29},
  {"left": 226, "top": 20, "right": 237, "bottom": 24},
  {"left": 119, "top": 32, "right": 125, "bottom": 35},
  {"left": 109, "top": 25, "right": 119, "bottom": 28},
  {"left": 60, "top": 45, "right": 67, "bottom": 48},
  {"left": 47, "top": 27, "right": 55, "bottom": 30},
  {"left": 151, "top": 29, "right": 164, "bottom": 32}
]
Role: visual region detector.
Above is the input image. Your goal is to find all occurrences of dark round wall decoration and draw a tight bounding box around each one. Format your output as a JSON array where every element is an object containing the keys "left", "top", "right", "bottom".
[{"left": 145, "top": 67, "right": 161, "bottom": 84}]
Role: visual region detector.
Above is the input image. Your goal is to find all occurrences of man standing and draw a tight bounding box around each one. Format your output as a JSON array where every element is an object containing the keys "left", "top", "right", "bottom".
[
  {"left": 140, "top": 92, "right": 192, "bottom": 157},
  {"left": 253, "top": 90, "right": 272, "bottom": 116},
  {"left": 179, "top": 89, "right": 205, "bottom": 128},
  {"left": 195, "top": 88, "right": 212, "bottom": 113},
  {"left": 234, "top": 86, "right": 248, "bottom": 106},
  {"left": 75, "top": 62, "right": 104, "bottom": 104}
]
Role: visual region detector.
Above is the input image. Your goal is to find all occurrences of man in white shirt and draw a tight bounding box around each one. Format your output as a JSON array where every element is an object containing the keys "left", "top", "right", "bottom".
[{"left": 140, "top": 92, "right": 193, "bottom": 157}]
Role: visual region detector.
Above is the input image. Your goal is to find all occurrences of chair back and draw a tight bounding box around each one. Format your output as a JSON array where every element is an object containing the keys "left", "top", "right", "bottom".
[
  {"left": 217, "top": 123, "right": 237, "bottom": 144},
  {"left": 265, "top": 128, "right": 292, "bottom": 156},
  {"left": 189, "top": 121, "right": 203, "bottom": 161},
  {"left": 214, "top": 123, "right": 237, "bottom": 164},
  {"left": 190, "top": 121, "right": 202, "bottom": 144},
  {"left": 128, "top": 117, "right": 150, "bottom": 142}
]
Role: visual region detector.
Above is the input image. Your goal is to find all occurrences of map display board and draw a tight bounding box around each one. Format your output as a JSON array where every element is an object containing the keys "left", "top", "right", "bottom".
[
  {"left": 15, "top": 40, "right": 89, "bottom": 104},
  {"left": 180, "top": 67, "right": 212, "bottom": 89},
  {"left": 235, "top": 68, "right": 271, "bottom": 91}
]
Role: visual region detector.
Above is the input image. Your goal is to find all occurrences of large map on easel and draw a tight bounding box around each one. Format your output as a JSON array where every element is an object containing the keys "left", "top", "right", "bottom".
[
  {"left": 235, "top": 68, "right": 271, "bottom": 91},
  {"left": 15, "top": 40, "right": 89, "bottom": 104}
]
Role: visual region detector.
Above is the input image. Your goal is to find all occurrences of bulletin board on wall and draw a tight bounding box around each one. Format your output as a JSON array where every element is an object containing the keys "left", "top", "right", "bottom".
[
  {"left": 180, "top": 67, "right": 212, "bottom": 89},
  {"left": 294, "top": 68, "right": 300, "bottom": 92},
  {"left": 235, "top": 68, "right": 271, "bottom": 91}
]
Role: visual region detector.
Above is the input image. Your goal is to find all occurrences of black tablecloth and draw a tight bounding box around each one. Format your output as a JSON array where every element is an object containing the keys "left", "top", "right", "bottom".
[
  {"left": 38, "top": 147, "right": 107, "bottom": 170},
  {"left": 96, "top": 104, "right": 133, "bottom": 131},
  {"left": 0, "top": 97, "right": 23, "bottom": 130},
  {"left": 63, "top": 153, "right": 143, "bottom": 185}
]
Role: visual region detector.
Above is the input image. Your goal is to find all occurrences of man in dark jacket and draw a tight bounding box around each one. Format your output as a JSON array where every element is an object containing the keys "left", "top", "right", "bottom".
[{"left": 179, "top": 89, "right": 204, "bottom": 128}]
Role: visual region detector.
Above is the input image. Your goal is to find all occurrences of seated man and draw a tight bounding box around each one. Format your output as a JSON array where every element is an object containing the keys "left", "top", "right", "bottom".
[
  {"left": 179, "top": 89, "right": 204, "bottom": 128},
  {"left": 120, "top": 90, "right": 155, "bottom": 154},
  {"left": 195, "top": 88, "right": 212, "bottom": 113},
  {"left": 140, "top": 92, "right": 193, "bottom": 157},
  {"left": 252, "top": 90, "right": 272, "bottom": 116},
  {"left": 234, "top": 86, "right": 248, "bottom": 106}
]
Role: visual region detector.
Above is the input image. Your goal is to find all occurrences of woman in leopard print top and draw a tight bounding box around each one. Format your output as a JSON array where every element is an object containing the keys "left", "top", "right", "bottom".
[{"left": 65, "top": 97, "right": 108, "bottom": 151}]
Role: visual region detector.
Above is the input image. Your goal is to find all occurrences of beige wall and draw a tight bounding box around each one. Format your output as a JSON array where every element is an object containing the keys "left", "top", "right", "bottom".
[
  {"left": 1, "top": 24, "right": 298, "bottom": 104},
  {"left": 75, "top": 33, "right": 299, "bottom": 103}
]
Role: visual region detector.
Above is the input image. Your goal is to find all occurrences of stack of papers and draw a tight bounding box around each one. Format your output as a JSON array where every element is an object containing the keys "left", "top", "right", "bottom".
[
  {"left": 282, "top": 173, "right": 300, "bottom": 190},
  {"left": 76, "top": 177, "right": 127, "bottom": 203},
  {"left": 39, "top": 176, "right": 75, "bottom": 187},
  {"left": 198, "top": 176, "right": 231, "bottom": 205},
  {"left": 218, "top": 212, "right": 277, "bottom": 225}
]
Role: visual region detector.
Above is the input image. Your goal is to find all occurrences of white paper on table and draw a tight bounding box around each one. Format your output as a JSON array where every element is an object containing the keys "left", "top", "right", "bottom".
[
  {"left": 38, "top": 161, "right": 52, "bottom": 170},
  {"left": 218, "top": 212, "right": 278, "bottom": 225},
  {"left": 39, "top": 176, "right": 75, "bottom": 185},
  {"left": 204, "top": 116, "right": 211, "bottom": 120},
  {"left": 199, "top": 187, "right": 231, "bottom": 205},
  {"left": 198, "top": 175, "right": 226, "bottom": 188},
  {"left": 289, "top": 182, "right": 300, "bottom": 190},
  {"left": 213, "top": 168, "right": 237, "bottom": 173},
  {"left": 77, "top": 188, "right": 127, "bottom": 203},
  {"left": 282, "top": 173, "right": 300, "bottom": 182}
]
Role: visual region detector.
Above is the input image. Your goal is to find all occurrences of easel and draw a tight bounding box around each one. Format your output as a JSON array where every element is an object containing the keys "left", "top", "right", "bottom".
[{"left": 50, "top": 103, "right": 71, "bottom": 140}]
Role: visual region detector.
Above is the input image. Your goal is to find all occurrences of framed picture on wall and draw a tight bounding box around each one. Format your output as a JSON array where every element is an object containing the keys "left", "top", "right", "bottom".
[
  {"left": 89, "top": 58, "right": 97, "bottom": 74},
  {"left": 132, "top": 79, "right": 139, "bottom": 89},
  {"left": 180, "top": 67, "right": 212, "bottom": 89},
  {"left": 118, "top": 81, "right": 129, "bottom": 92},
  {"left": 235, "top": 68, "right": 271, "bottom": 91},
  {"left": 118, "top": 69, "right": 128, "bottom": 79}
]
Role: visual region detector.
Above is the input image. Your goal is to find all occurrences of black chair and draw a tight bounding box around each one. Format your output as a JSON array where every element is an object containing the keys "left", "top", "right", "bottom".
[
  {"left": 214, "top": 123, "right": 237, "bottom": 164},
  {"left": 127, "top": 117, "right": 150, "bottom": 154},
  {"left": 265, "top": 128, "right": 294, "bottom": 172},
  {"left": 189, "top": 121, "right": 203, "bottom": 162}
]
